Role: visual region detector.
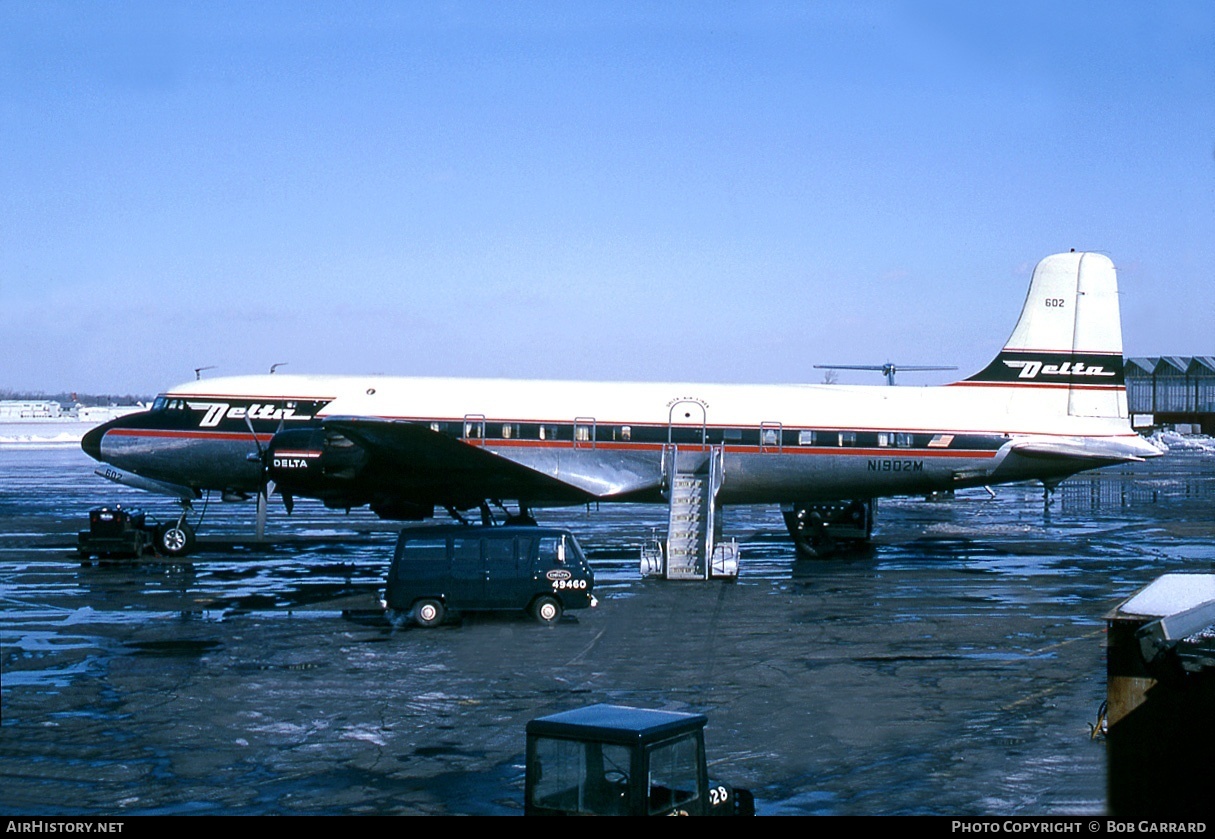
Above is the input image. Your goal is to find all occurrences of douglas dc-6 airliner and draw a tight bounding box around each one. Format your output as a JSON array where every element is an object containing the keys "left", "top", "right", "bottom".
[{"left": 83, "top": 251, "right": 1161, "bottom": 561}]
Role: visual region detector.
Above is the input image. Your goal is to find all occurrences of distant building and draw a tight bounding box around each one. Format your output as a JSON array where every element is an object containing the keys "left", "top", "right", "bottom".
[
  {"left": 0, "top": 400, "right": 66, "bottom": 420},
  {"left": 1125, "top": 356, "right": 1215, "bottom": 434}
]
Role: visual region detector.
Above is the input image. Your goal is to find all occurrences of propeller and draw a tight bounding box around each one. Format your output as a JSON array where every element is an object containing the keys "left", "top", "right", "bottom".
[{"left": 244, "top": 413, "right": 292, "bottom": 530}]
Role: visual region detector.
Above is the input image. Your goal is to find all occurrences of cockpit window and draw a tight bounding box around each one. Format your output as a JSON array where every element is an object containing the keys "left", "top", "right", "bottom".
[{"left": 152, "top": 397, "right": 167, "bottom": 411}]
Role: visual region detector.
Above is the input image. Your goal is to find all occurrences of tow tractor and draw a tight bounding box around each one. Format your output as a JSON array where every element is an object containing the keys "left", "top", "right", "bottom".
[{"left": 525, "top": 704, "right": 755, "bottom": 816}]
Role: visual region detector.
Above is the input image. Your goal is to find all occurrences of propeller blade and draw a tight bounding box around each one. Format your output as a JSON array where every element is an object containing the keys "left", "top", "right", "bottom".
[{"left": 243, "top": 413, "right": 265, "bottom": 456}]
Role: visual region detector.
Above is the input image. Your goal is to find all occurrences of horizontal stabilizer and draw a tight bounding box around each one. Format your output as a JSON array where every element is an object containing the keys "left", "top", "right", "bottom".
[{"left": 1007, "top": 437, "right": 1150, "bottom": 465}]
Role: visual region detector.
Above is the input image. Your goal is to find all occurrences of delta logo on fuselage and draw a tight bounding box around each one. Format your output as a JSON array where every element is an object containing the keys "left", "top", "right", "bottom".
[{"left": 187, "top": 401, "right": 316, "bottom": 428}]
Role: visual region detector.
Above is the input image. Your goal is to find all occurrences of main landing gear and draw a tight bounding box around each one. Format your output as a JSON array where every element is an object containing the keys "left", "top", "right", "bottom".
[
  {"left": 782, "top": 499, "right": 875, "bottom": 559},
  {"left": 445, "top": 500, "right": 539, "bottom": 527}
]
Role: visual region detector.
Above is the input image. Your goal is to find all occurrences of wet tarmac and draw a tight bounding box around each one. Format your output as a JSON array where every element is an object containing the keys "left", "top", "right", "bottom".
[{"left": 2, "top": 442, "right": 1213, "bottom": 815}]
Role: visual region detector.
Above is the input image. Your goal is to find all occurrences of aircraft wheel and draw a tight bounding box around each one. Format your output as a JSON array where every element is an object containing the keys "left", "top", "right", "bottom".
[
  {"left": 158, "top": 522, "right": 196, "bottom": 557},
  {"left": 412, "top": 598, "right": 445, "bottom": 628},
  {"left": 531, "top": 595, "right": 562, "bottom": 626}
]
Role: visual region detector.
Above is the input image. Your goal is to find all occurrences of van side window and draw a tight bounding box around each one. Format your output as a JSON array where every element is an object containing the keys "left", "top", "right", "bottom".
[
  {"left": 402, "top": 538, "right": 446, "bottom": 562},
  {"left": 451, "top": 536, "right": 481, "bottom": 579},
  {"left": 518, "top": 537, "right": 536, "bottom": 572},
  {"left": 485, "top": 536, "right": 515, "bottom": 568},
  {"left": 539, "top": 536, "right": 566, "bottom": 564}
]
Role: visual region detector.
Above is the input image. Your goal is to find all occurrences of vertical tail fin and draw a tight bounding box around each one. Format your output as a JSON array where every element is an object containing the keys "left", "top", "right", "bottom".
[{"left": 960, "top": 252, "right": 1127, "bottom": 418}]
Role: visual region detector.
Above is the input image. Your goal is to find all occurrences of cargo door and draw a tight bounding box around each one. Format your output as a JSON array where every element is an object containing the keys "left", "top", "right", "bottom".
[
  {"left": 450, "top": 533, "right": 485, "bottom": 607},
  {"left": 483, "top": 535, "right": 521, "bottom": 609}
]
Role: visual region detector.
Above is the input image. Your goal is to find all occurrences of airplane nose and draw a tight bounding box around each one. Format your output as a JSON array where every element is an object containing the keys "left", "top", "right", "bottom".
[{"left": 81, "top": 423, "right": 106, "bottom": 461}]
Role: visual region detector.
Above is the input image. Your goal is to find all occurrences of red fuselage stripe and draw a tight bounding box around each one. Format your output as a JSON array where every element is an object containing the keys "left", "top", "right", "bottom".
[{"left": 106, "top": 427, "right": 998, "bottom": 458}]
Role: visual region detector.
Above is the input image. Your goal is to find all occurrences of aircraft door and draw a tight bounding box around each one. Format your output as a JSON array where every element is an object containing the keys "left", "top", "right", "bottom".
[
  {"left": 759, "top": 421, "right": 783, "bottom": 453},
  {"left": 667, "top": 400, "right": 707, "bottom": 450},
  {"left": 463, "top": 414, "right": 486, "bottom": 446}
]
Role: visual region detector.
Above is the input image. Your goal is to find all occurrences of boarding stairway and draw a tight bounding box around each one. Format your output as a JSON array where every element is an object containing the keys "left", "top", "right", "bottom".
[{"left": 641, "top": 445, "right": 739, "bottom": 580}]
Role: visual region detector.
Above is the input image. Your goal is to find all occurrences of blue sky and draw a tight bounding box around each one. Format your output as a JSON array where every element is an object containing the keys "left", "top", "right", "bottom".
[{"left": 2, "top": 1, "right": 1212, "bottom": 395}]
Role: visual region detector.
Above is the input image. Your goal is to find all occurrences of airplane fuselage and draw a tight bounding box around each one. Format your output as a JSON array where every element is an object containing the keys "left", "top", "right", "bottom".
[{"left": 84, "top": 370, "right": 1158, "bottom": 511}]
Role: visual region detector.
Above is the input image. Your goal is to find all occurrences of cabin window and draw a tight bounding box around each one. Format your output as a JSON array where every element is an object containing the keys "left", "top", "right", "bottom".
[
  {"left": 530, "top": 738, "right": 634, "bottom": 816},
  {"left": 839, "top": 431, "right": 857, "bottom": 447},
  {"left": 501, "top": 423, "right": 516, "bottom": 439},
  {"left": 540, "top": 424, "right": 559, "bottom": 441},
  {"left": 762, "top": 429, "right": 779, "bottom": 446},
  {"left": 895, "top": 432, "right": 913, "bottom": 448},
  {"left": 646, "top": 733, "right": 701, "bottom": 815},
  {"left": 797, "top": 430, "right": 815, "bottom": 446},
  {"left": 464, "top": 422, "right": 482, "bottom": 438},
  {"left": 430, "top": 422, "right": 441, "bottom": 433},
  {"left": 575, "top": 424, "right": 591, "bottom": 442},
  {"left": 723, "top": 428, "right": 742, "bottom": 444},
  {"left": 877, "top": 432, "right": 890, "bottom": 447},
  {"left": 620, "top": 426, "right": 631, "bottom": 442}
]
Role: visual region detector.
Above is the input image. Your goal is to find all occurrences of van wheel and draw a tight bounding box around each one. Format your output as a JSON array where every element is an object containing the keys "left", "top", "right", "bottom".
[
  {"left": 412, "top": 599, "right": 444, "bottom": 628},
  {"left": 531, "top": 595, "right": 562, "bottom": 626}
]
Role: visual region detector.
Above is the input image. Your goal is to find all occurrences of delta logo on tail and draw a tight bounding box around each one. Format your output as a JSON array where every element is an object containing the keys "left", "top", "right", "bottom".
[{"left": 964, "top": 351, "right": 1124, "bottom": 387}]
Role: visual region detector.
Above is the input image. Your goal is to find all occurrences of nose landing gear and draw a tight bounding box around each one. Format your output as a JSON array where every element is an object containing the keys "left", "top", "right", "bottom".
[
  {"left": 154, "top": 497, "right": 203, "bottom": 558},
  {"left": 157, "top": 512, "right": 197, "bottom": 557}
]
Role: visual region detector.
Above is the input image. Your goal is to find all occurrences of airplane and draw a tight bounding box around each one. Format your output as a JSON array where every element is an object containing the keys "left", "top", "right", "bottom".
[
  {"left": 813, "top": 362, "right": 959, "bottom": 387},
  {"left": 82, "top": 251, "right": 1162, "bottom": 560}
]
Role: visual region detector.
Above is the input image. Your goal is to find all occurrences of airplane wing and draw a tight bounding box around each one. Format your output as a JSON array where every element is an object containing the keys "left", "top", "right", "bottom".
[{"left": 322, "top": 417, "right": 662, "bottom": 503}]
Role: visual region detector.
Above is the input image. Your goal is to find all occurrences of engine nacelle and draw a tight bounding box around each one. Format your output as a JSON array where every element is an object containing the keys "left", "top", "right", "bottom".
[{"left": 266, "top": 428, "right": 369, "bottom": 496}]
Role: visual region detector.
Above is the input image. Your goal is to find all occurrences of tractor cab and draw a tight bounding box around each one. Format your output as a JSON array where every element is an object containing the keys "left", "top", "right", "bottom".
[{"left": 525, "top": 704, "right": 754, "bottom": 816}]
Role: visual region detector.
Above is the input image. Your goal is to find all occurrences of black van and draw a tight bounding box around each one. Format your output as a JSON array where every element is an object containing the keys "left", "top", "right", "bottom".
[{"left": 384, "top": 525, "right": 596, "bottom": 627}]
